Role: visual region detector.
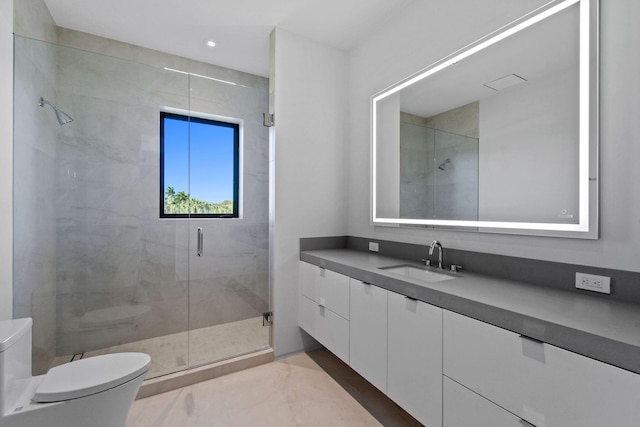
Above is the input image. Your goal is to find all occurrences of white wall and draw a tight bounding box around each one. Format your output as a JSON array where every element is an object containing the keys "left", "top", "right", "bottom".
[
  {"left": 479, "top": 68, "right": 578, "bottom": 223},
  {"left": 13, "top": 0, "right": 57, "bottom": 42},
  {"left": 376, "top": 93, "right": 400, "bottom": 218},
  {"left": 0, "top": 0, "right": 14, "bottom": 320},
  {"left": 270, "top": 28, "right": 349, "bottom": 357},
  {"left": 349, "top": 0, "right": 640, "bottom": 273}
]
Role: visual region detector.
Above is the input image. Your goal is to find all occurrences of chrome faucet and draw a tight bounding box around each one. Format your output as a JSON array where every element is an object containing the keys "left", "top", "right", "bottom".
[{"left": 429, "top": 240, "right": 444, "bottom": 269}]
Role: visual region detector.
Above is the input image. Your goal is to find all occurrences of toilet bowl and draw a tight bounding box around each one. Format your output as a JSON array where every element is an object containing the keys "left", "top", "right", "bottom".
[{"left": 0, "top": 318, "right": 150, "bottom": 427}]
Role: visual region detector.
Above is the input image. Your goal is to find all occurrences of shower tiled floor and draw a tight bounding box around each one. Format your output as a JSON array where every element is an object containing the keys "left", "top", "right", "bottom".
[
  {"left": 126, "top": 348, "right": 422, "bottom": 427},
  {"left": 51, "top": 317, "right": 270, "bottom": 379}
]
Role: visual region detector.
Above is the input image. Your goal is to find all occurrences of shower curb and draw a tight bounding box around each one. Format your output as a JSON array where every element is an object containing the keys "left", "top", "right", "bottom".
[{"left": 136, "top": 348, "right": 274, "bottom": 399}]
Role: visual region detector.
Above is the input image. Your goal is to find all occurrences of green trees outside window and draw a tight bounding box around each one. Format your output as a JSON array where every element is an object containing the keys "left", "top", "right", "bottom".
[{"left": 160, "top": 112, "right": 240, "bottom": 218}]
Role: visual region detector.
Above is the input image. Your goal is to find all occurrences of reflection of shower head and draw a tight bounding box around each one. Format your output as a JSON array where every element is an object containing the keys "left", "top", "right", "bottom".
[
  {"left": 39, "top": 97, "right": 73, "bottom": 125},
  {"left": 438, "top": 158, "right": 451, "bottom": 170}
]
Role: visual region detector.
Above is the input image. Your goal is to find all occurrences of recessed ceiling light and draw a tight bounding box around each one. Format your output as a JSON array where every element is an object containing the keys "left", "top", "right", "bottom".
[{"left": 205, "top": 40, "right": 217, "bottom": 48}]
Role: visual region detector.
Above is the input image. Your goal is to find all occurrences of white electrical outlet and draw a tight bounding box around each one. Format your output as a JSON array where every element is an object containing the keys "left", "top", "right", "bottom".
[
  {"left": 368, "top": 242, "right": 379, "bottom": 252},
  {"left": 575, "top": 272, "right": 611, "bottom": 294}
]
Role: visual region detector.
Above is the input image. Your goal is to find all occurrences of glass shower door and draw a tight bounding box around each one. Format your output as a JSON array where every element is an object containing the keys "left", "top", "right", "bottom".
[
  {"left": 14, "top": 36, "right": 271, "bottom": 379},
  {"left": 186, "top": 73, "right": 271, "bottom": 368},
  {"left": 433, "top": 129, "right": 479, "bottom": 221},
  {"left": 13, "top": 37, "right": 192, "bottom": 378}
]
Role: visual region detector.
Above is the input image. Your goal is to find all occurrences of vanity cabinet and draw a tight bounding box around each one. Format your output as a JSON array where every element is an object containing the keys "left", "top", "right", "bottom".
[
  {"left": 388, "top": 291, "right": 442, "bottom": 427},
  {"left": 299, "top": 261, "right": 349, "bottom": 319},
  {"left": 299, "top": 259, "right": 640, "bottom": 427},
  {"left": 443, "top": 310, "right": 640, "bottom": 427},
  {"left": 349, "top": 279, "right": 388, "bottom": 393},
  {"left": 443, "top": 377, "right": 522, "bottom": 427},
  {"left": 298, "top": 262, "right": 350, "bottom": 363}
]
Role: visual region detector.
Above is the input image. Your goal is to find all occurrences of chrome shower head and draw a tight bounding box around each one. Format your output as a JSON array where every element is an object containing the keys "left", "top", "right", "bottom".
[
  {"left": 438, "top": 158, "right": 451, "bottom": 171},
  {"left": 39, "top": 97, "right": 74, "bottom": 125}
]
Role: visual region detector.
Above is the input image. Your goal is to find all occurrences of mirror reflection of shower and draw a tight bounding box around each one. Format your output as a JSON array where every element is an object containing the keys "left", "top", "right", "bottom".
[
  {"left": 438, "top": 158, "right": 451, "bottom": 171},
  {"left": 39, "top": 97, "right": 73, "bottom": 125}
]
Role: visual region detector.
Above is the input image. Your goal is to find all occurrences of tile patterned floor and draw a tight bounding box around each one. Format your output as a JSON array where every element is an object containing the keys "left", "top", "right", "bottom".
[{"left": 126, "top": 348, "right": 422, "bottom": 427}]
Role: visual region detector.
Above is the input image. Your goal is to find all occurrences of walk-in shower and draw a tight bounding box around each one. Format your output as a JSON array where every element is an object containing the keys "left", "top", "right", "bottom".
[
  {"left": 14, "top": 35, "right": 271, "bottom": 378},
  {"left": 39, "top": 97, "right": 73, "bottom": 125},
  {"left": 399, "top": 121, "right": 478, "bottom": 220}
]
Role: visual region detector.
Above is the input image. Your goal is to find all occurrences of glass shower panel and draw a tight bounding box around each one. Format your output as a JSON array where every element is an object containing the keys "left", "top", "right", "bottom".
[
  {"left": 434, "top": 129, "right": 479, "bottom": 221},
  {"left": 399, "top": 122, "right": 435, "bottom": 218},
  {"left": 398, "top": 122, "right": 479, "bottom": 222},
  {"left": 13, "top": 36, "right": 59, "bottom": 375},
  {"left": 186, "top": 73, "right": 271, "bottom": 368},
  {"left": 13, "top": 37, "right": 191, "bottom": 378},
  {"left": 14, "top": 36, "right": 272, "bottom": 380}
]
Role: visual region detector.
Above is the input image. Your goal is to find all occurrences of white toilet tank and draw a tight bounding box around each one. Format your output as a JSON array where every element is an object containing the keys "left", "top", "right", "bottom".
[
  {"left": 0, "top": 318, "right": 33, "bottom": 417},
  {"left": 1, "top": 319, "right": 150, "bottom": 427}
]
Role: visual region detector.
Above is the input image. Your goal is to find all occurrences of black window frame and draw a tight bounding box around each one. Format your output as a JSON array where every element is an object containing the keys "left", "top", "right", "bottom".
[{"left": 160, "top": 111, "right": 240, "bottom": 219}]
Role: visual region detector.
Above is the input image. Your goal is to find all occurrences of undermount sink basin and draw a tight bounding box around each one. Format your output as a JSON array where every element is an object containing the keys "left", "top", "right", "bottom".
[{"left": 379, "top": 264, "right": 457, "bottom": 283}]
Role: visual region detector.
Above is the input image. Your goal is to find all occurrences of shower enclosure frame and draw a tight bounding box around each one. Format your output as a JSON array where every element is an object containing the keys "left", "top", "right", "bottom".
[{"left": 13, "top": 35, "right": 272, "bottom": 378}]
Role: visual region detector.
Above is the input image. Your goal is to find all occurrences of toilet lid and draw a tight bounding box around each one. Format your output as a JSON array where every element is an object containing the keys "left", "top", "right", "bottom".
[{"left": 33, "top": 352, "right": 151, "bottom": 403}]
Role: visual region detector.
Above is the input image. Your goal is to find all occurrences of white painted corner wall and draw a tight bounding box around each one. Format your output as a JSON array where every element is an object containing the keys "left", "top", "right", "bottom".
[
  {"left": 270, "top": 28, "right": 349, "bottom": 357},
  {"left": 0, "top": 0, "right": 13, "bottom": 320}
]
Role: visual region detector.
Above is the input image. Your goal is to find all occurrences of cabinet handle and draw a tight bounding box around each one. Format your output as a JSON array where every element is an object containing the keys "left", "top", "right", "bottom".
[
  {"left": 405, "top": 296, "right": 418, "bottom": 301},
  {"left": 519, "top": 334, "right": 544, "bottom": 344}
]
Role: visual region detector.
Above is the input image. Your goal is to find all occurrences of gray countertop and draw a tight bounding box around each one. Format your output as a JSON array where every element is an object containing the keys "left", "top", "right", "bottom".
[{"left": 300, "top": 248, "right": 640, "bottom": 375}]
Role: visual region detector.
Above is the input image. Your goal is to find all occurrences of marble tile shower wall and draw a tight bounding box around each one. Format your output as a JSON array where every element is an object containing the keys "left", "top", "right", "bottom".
[
  {"left": 54, "top": 46, "right": 188, "bottom": 355},
  {"left": 13, "top": 36, "right": 58, "bottom": 374},
  {"left": 400, "top": 123, "right": 478, "bottom": 220},
  {"left": 15, "top": 37, "right": 270, "bottom": 360},
  {"left": 399, "top": 103, "right": 479, "bottom": 222}
]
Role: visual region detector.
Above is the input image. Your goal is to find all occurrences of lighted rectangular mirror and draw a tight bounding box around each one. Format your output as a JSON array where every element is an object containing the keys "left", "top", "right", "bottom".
[{"left": 372, "top": 0, "right": 598, "bottom": 238}]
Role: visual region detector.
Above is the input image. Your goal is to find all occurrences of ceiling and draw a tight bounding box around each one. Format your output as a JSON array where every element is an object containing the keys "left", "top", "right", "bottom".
[
  {"left": 43, "top": 0, "right": 414, "bottom": 77},
  {"left": 399, "top": 2, "right": 579, "bottom": 118}
]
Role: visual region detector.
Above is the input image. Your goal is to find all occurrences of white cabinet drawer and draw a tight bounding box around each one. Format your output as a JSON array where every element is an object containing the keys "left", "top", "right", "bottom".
[
  {"left": 349, "top": 279, "right": 387, "bottom": 392},
  {"left": 298, "top": 292, "right": 316, "bottom": 336},
  {"left": 299, "top": 294, "right": 349, "bottom": 363},
  {"left": 443, "top": 377, "right": 522, "bottom": 427},
  {"left": 388, "top": 291, "right": 442, "bottom": 427},
  {"left": 299, "top": 261, "right": 316, "bottom": 302},
  {"left": 443, "top": 310, "right": 640, "bottom": 427},
  {"left": 299, "top": 261, "right": 349, "bottom": 319}
]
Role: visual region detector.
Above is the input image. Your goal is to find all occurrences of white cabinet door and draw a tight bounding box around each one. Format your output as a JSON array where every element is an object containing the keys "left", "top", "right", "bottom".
[
  {"left": 299, "top": 294, "right": 349, "bottom": 363},
  {"left": 388, "top": 291, "right": 442, "bottom": 427},
  {"left": 314, "top": 302, "right": 350, "bottom": 364},
  {"left": 443, "top": 310, "right": 640, "bottom": 427},
  {"left": 542, "top": 341, "right": 640, "bottom": 427},
  {"left": 298, "top": 261, "right": 349, "bottom": 319},
  {"left": 317, "top": 268, "right": 350, "bottom": 319},
  {"left": 349, "top": 279, "right": 387, "bottom": 392},
  {"left": 443, "top": 310, "right": 536, "bottom": 421},
  {"left": 443, "top": 377, "right": 522, "bottom": 427}
]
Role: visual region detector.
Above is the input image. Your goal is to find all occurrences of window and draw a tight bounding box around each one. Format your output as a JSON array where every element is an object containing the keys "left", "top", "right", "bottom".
[{"left": 160, "top": 112, "right": 240, "bottom": 218}]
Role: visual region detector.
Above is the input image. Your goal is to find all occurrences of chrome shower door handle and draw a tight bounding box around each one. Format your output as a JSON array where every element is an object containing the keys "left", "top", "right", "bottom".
[{"left": 197, "top": 227, "right": 203, "bottom": 256}]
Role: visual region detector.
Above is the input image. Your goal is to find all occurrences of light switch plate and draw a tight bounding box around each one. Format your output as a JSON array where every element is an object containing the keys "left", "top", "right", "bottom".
[
  {"left": 575, "top": 272, "right": 611, "bottom": 294},
  {"left": 368, "top": 242, "right": 379, "bottom": 252}
]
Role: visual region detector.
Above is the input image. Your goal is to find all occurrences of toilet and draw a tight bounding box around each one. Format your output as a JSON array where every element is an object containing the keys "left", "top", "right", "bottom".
[{"left": 0, "top": 318, "right": 150, "bottom": 427}]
